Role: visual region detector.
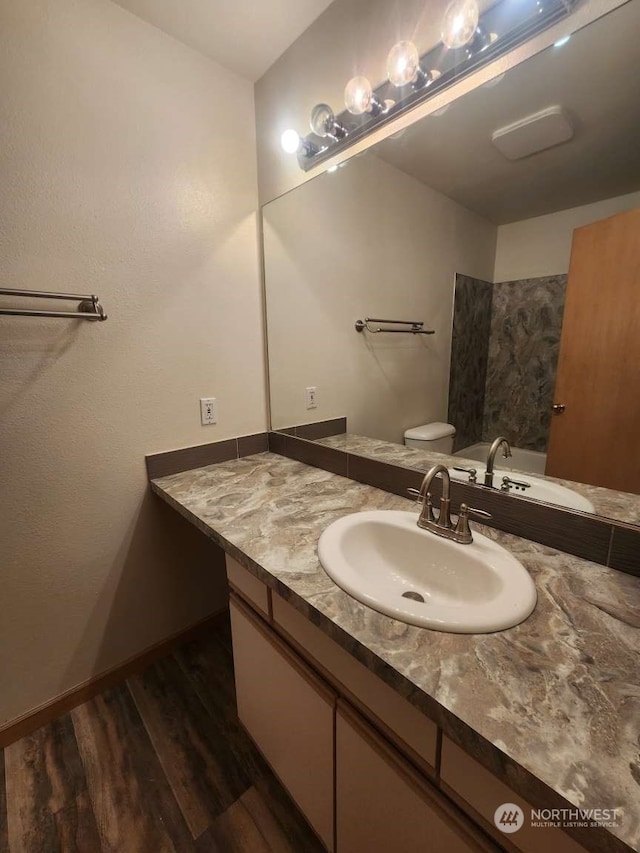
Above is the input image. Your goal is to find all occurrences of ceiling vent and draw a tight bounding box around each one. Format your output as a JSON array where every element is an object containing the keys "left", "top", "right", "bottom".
[{"left": 491, "top": 105, "right": 574, "bottom": 160}]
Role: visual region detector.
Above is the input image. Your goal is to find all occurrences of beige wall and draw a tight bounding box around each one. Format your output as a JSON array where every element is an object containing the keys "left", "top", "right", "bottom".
[
  {"left": 494, "top": 189, "right": 640, "bottom": 281},
  {"left": 255, "top": 0, "right": 624, "bottom": 204},
  {"left": 0, "top": 0, "right": 266, "bottom": 725},
  {"left": 265, "top": 154, "right": 496, "bottom": 443}
]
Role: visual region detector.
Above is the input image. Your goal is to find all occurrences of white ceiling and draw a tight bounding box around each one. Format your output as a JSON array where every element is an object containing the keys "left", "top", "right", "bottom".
[{"left": 110, "top": 0, "right": 336, "bottom": 81}]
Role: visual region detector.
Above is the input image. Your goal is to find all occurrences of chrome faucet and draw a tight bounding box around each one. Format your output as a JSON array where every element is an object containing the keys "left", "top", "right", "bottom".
[
  {"left": 416, "top": 464, "right": 452, "bottom": 531},
  {"left": 484, "top": 436, "right": 512, "bottom": 488},
  {"left": 408, "top": 465, "right": 491, "bottom": 544}
]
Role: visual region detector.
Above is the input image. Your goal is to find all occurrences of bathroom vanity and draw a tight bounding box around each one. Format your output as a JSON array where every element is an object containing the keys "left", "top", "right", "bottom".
[{"left": 150, "top": 451, "right": 639, "bottom": 853}]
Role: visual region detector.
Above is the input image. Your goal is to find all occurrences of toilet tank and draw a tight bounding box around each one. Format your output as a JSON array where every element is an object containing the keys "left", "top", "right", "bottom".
[{"left": 404, "top": 422, "right": 456, "bottom": 454}]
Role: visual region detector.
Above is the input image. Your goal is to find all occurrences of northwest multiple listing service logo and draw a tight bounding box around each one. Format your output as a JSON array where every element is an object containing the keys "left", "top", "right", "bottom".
[
  {"left": 494, "top": 804, "right": 525, "bottom": 833},
  {"left": 493, "top": 803, "right": 620, "bottom": 834}
]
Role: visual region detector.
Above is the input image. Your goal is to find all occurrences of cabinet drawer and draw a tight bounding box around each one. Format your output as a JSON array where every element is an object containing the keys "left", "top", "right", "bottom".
[
  {"left": 230, "top": 597, "right": 335, "bottom": 850},
  {"left": 441, "top": 737, "right": 589, "bottom": 853},
  {"left": 337, "top": 703, "right": 497, "bottom": 853},
  {"left": 226, "top": 555, "right": 270, "bottom": 616},
  {"left": 273, "top": 593, "right": 438, "bottom": 771}
]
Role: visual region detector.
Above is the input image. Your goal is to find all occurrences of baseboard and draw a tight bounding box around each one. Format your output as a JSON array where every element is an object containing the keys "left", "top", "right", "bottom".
[{"left": 0, "top": 607, "right": 229, "bottom": 748}]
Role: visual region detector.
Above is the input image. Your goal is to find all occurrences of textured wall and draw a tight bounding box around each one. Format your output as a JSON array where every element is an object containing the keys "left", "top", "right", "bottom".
[
  {"left": 494, "top": 189, "right": 640, "bottom": 280},
  {"left": 0, "top": 0, "right": 266, "bottom": 725},
  {"left": 483, "top": 276, "right": 567, "bottom": 451},
  {"left": 448, "top": 275, "right": 493, "bottom": 453},
  {"left": 264, "top": 155, "right": 496, "bottom": 444}
]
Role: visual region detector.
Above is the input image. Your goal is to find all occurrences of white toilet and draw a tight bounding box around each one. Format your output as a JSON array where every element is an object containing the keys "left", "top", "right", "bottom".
[{"left": 404, "top": 422, "right": 456, "bottom": 454}]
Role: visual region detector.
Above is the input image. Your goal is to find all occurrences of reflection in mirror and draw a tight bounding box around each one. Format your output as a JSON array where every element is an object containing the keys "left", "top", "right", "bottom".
[{"left": 263, "top": 2, "right": 640, "bottom": 526}]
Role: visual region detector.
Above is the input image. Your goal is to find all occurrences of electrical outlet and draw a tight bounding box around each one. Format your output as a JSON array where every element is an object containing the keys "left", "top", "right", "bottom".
[
  {"left": 305, "top": 386, "right": 317, "bottom": 409},
  {"left": 200, "top": 397, "right": 217, "bottom": 425}
]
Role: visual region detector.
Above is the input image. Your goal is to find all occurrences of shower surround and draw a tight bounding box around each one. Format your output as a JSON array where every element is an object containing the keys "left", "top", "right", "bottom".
[{"left": 449, "top": 273, "right": 567, "bottom": 454}]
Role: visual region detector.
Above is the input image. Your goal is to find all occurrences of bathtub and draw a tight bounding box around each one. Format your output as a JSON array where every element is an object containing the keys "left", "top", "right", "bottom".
[{"left": 454, "top": 442, "right": 547, "bottom": 476}]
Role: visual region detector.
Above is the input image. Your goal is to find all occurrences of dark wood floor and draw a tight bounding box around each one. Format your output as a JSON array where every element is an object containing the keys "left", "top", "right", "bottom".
[{"left": 0, "top": 613, "right": 324, "bottom": 852}]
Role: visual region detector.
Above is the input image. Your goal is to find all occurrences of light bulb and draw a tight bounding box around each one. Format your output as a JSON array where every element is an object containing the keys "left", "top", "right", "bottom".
[
  {"left": 344, "top": 76, "right": 373, "bottom": 115},
  {"left": 387, "top": 41, "right": 420, "bottom": 87},
  {"left": 280, "top": 129, "right": 301, "bottom": 153},
  {"left": 441, "top": 0, "right": 480, "bottom": 49},
  {"left": 344, "top": 76, "right": 386, "bottom": 116},
  {"left": 386, "top": 42, "right": 439, "bottom": 90},
  {"left": 310, "top": 103, "right": 346, "bottom": 140}
]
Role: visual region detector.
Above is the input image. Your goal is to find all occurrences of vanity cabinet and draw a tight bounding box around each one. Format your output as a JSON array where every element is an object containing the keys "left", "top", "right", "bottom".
[
  {"left": 226, "top": 558, "right": 591, "bottom": 853},
  {"left": 336, "top": 702, "right": 497, "bottom": 853},
  {"left": 440, "top": 737, "right": 588, "bottom": 853},
  {"left": 230, "top": 597, "right": 335, "bottom": 850},
  {"left": 226, "top": 555, "right": 270, "bottom": 616},
  {"left": 272, "top": 593, "right": 439, "bottom": 774}
]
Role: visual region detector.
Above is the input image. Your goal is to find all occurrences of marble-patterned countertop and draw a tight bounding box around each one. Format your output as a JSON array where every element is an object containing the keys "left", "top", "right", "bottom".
[
  {"left": 317, "top": 432, "right": 640, "bottom": 527},
  {"left": 151, "top": 452, "right": 640, "bottom": 853}
]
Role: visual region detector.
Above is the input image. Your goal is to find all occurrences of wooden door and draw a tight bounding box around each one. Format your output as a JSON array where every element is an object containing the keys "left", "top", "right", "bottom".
[{"left": 546, "top": 207, "right": 640, "bottom": 492}]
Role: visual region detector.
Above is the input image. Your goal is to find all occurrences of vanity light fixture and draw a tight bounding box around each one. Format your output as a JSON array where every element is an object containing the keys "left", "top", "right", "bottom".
[
  {"left": 284, "top": 0, "right": 576, "bottom": 172},
  {"left": 462, "top": 26, "right": 499, "bottom": 59}
]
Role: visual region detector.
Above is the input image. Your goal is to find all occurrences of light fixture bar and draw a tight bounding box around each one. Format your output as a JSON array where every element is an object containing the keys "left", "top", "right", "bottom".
[{"left": 296, "top": 0, "right": 575, "bottom": 171}]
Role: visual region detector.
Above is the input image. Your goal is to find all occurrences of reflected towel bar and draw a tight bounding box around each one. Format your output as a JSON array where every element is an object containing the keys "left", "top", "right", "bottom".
[
  {"left": 0, "top": 287, "right": 107, "bottom": 321},
  {"left": 355, "top": 318, "right": 434, "bottom": 335}
]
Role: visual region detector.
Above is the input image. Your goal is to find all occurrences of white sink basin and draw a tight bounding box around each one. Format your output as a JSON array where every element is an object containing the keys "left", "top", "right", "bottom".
[
  {"left": 318, "top": 510, "right": 537, "bottom": 634},
  {"left": 449, "top": 468, "right": 594, "bottom": 513}
]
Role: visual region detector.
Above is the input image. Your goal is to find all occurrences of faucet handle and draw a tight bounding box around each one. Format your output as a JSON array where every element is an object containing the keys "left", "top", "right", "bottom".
[
  {"left": 464, "top": 506, "right": 492, "bottom": 520},
  {"left": 454, "top": 503, "right": 492, "bottom": 543},
  {"left": 500, "top": 476, "right": 531, "bottom": 492},
  {"left": 453, "top": 466, "right": 477, "bottom": 484},
  {"left": 423, "top": 493, "right": 436, "bottom": 523},
  {"left": 408, "top": 487, "right": 437, "bottom": 522}
]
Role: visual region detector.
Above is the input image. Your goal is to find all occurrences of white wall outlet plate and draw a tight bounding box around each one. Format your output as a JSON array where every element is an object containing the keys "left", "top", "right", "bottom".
[
  {"left": 200, "top": 397, "right": 217, "bottom": 425},
  {"left": 305, "top": 386, "right": 317, "bottom": 409}
]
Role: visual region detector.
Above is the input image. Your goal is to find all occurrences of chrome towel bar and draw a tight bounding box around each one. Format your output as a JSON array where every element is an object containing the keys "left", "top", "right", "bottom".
[
  {"left": 355, "top": 317, "right": 434, "bottom": 335},
  {"left": 0, "top": 287, "right": 107, "bottom": 321}
]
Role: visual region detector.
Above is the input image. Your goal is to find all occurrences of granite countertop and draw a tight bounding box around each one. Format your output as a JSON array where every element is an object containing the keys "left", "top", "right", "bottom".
[
  {"left": 317, "top": 432, "right": 640, "bottom": 527},
  {"left": 151, "top": 452, "right": 640, "bottom": 853}
]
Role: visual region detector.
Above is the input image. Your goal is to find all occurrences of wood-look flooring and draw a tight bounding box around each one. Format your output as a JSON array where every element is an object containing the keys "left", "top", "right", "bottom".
[{"left": 0, "top": 614, "right": 324, "bottom": 852}]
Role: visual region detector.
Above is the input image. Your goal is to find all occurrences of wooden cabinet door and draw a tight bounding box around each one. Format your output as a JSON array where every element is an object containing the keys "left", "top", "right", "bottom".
[
  {"left": 230, "top": 597, "right": 335, "bottom": 850},
  {"left": 336, "top": 702, "right": 497, "bottom": 853},
  {"left": 546, "top": 207, "right": 640, "bottom": 492}
]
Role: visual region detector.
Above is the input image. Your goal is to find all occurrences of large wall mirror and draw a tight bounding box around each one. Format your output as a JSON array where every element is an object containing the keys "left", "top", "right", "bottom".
[{"left": 263, "top": 1, "right": 640, "bottom": 527}]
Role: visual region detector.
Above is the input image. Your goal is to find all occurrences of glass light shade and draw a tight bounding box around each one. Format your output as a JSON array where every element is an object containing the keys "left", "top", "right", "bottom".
[
  {"left": 387, "top": 41, "right": 420, "bottom": 87},
  {"left": 310, "top": 103, "right": 336, "bottom": 137},
  {"left": 280, "top": 129, "right": 301, "bottom": 153},
  {"left": 344, "top": 76, "right": 374, "bottom": 115},
  {"left": 441, "top": 0, "right": 480, "bottom": 49}
]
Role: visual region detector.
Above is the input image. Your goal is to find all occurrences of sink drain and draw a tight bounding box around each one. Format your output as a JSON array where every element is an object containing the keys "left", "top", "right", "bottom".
[{"left": 402, "top": 591, "right": 425, "bottom": 603}]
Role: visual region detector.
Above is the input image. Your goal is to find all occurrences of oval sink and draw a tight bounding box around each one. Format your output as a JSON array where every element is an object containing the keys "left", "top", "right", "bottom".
[
  {"left": 318, "top": 510, "right": 537, "bottom": 633},
  {"left": 449, "top": 468, "right": 594, "bottom": 513}
]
